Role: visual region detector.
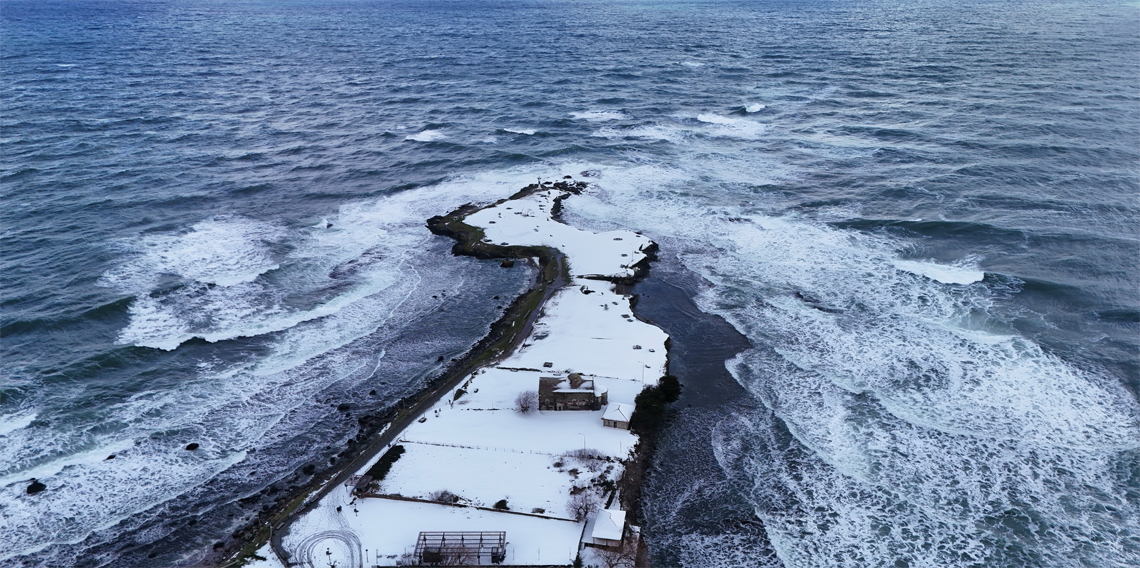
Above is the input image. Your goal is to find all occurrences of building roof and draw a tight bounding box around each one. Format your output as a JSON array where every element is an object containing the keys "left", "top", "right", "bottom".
[
  {"left": 591, "top": 509, "right": 626, "bottom": 541},
  {"left": 539, "top": 375, "right": 596, "bottom": 394},
  {"left": 602, "top": 403, "right": 634, "bottom": 423}
]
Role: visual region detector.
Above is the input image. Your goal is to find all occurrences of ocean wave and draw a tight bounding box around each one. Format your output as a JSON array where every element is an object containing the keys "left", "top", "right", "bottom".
[
  {"left": 570, "top": 110, "right": 630, "bottom": 122},
  {"left": 404, "top": 129, "right": 447, "bottom": 142},
  {"left": 550, "top": 161, "right": 1140, "bottom": 567},
  {"left": 892, "top": 259, "right": 985, "bottom": 284}
]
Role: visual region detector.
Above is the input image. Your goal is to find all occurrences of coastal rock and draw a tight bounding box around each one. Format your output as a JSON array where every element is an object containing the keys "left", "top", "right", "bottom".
[
  {"left": 185, "top": 443, "right": 200, "bottom": 451},
  {"left": 500, "top": 259, "right": 515, "bottom": 268},
  {"left": 26, "top": 479, "right": 46, "bottom": 495}
]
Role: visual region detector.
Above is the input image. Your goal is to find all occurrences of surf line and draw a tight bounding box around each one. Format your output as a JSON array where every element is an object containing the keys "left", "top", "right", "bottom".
[{"left": 221, "top": 177, "right": 672, "bottom": 567}]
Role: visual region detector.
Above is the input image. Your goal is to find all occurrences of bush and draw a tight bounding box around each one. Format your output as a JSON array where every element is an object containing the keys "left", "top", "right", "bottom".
[
  {"left": 563, "top": 448, "right": 605, "bottom": 461},
  {"left": 659, "top": 374, "right": 682, "bottom": 403},
  {"left": 493, "top": 498, "right": 509, "bottom": 510},
  {"left": 515, "top": 390, "right": 538, "bottom": 414},
  {"left": 364, "top": 445, "right": 405, "bottom": 483},
  {"left": 428, "top": 489, "right": 461, "bottom": 504},
  {"left": 629, "top": 385, "right": 667, "bottom": 434}
]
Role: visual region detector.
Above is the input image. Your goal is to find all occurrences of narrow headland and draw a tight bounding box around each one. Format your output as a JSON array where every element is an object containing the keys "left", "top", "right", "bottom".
[{"left": 220, "top": 177, "right": 678, "bottom": 568}]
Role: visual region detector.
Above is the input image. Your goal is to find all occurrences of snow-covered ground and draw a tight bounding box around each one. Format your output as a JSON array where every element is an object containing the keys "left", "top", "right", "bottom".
[
  {"left": 465, "top": 188, "right": 653, "bottom": 280},
  {"left": 278, "top": 186, "right": 665, "bottom": 567}
]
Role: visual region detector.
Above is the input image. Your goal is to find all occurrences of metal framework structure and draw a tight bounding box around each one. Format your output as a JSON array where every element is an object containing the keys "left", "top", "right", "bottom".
[{"left": 414, "top": 531, "right": 507, "bottom": 565}]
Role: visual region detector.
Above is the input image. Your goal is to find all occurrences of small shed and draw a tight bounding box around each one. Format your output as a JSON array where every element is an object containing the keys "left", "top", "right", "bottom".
[
  {"left": 589, "top": 509, "right": 627, "bottom": 549},
  {"left": 602, "top": 403, "right": 634, "bottom": 430}
]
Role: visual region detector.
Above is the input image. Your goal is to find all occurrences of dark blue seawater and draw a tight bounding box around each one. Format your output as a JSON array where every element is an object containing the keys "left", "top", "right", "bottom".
[{"left": 2, "top": 1, "right": 1137, "bottom": 566}]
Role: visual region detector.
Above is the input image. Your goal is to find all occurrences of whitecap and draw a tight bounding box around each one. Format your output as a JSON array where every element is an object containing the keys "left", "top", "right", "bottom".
[
  {"left": 745, "top": 103, "right": 766, "bottom": 113},
  {"left": 405, "top": 129, "right": 446, "bottom": 142},
  {"left": 694, "top": 113, "right": 768, "bottom": 140},
  {"left": 696, "top": 113, "right": 739, "bottom": 125},
  {"left": 892, "top": 259, "right": 985, "bottom": 284},
  {"left": 102, "top": 216, "right": 285, "bottom": 289},
  {"left": 503, "top": 128, "right": 536, "bottom": 135},
  {"left": 592, "top": 124, "right": 686, "bottom": 144},
  {"left": 0, "top": 411, "right": 37, "bottom": 438},
  {"left": 569, "top": 110, "right": 629, "bottom": 122}
]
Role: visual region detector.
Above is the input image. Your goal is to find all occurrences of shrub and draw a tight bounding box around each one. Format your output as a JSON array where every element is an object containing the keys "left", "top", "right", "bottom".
[
  {"left": 364, "top": 445, "right": 405, "bottom": 483},
  {"left": 493, "top": 498, "right": 509, "bottom": 510},
  {"left": 514, "top": 390, "right": 538, "bottom": 414},
  {"left": 563, "top": 448, "right": 604, "bottom": 461},
  {"left": 428, "top": 489, "right": 461, "bottom": 504},
  {"left": 629, "top": 385, "right": 667, "bottom": 434},
  {"left": 659, "top": 374, "right": 682, "bottom": 403}
]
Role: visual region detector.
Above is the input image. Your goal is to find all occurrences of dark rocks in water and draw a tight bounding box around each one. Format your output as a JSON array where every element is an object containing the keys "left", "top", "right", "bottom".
[
  {"left": 185, "top": 443, "right": 200, "bottom": 451},
  {"left": 500, "top": 259, "right": 515, "bottom": 268},
  {"left": 329, "top": 457, "right": 336, "bottom": 465},
  {"left": 26, "top": 479, "right": 46, "bottom": 494},
  {"left": 302, "top": 464, "right": 316, "bottom": 476},
  {"left": 337, "top": 403, "right": 351, "bottom": 412},
  {"left": 437, "top": 355, "right": 445, "bottom": 362},
  {"left": 368, "top": 389, "right": 377, "bottom": 396},
  {"left": 493, "top": 295, "right": 500, "bottom": 300},
  {"left": 213, "top": 542, "right": 224, "bottom": 550},
  {"left": 106, "top": 454, "right": 116, "bottom": 460}
]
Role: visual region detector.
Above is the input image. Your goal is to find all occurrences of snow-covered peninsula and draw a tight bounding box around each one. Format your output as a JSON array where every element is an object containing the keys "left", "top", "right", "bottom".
[{"left": 248, "top": 180, "right": 671, "bottom": 567}]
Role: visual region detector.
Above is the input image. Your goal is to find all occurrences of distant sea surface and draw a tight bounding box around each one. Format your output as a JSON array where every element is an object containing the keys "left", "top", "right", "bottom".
[{"left": 2, "top": 1, "right": 1137, "bottom": 566}]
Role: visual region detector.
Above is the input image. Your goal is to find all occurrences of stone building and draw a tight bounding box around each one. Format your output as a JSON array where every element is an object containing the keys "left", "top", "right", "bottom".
[{"left": 537, "top": 373, "right": 608, "bottom": 411}]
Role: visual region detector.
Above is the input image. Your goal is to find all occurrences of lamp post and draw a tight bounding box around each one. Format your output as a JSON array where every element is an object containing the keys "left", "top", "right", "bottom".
[{"left": 578, "top": 433, "right": 585, "bottom": 449}]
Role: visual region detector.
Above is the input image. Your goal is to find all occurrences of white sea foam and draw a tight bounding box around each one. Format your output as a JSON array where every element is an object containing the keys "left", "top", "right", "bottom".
[
  {"left": 592, "top": 114, "right": 767, "bottom": 144},
  {"left": 893, "top": 259, "right": 985, "bottom": 284},
  {"left": 4, "top": 174, "right": 545, "bottom": 560},
  {"left": 404, "top": 129, "right": 446, "bottom": 142},
  {"left": 503, "top": 128, "right": 536, "bottom": 135},
  {"left": 102, "top": 217, "right": 285, "bottom": 288},
  {"left": 592, "top": 124, "right": 688, "bottom": 144},
  {"left": 569, "top": 110, "right": 629, "bottom": 122},
  {"left": 695, "top": 113, "right": 768, "bottom": 140},
  {"left": 0, "top": 411, "right": 37, "bottom": 438},
  {"left": 745, "top": 103, "right": 766, "bottom": 113},
  {"left": 542, "top": 160, "right": 1140, "bottom": 567}
]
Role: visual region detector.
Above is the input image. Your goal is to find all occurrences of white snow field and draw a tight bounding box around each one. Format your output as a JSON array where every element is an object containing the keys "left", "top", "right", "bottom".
[
  {"left": 280, "top": 186, "right": 664, "bottom": 566},
  {"left": 465, "top": 188, "right": 654, "bottom": 280}
]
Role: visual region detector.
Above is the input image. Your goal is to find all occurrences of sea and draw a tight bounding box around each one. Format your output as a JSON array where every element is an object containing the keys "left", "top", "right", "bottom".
[{"left": 2, "top": 1, "right": 1137, "bottom": 567}]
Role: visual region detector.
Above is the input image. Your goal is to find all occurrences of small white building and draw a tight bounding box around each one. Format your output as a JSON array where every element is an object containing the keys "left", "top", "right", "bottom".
[
  {"left": 588, "top": 509, "right": 627, "bottom": 549},
  {"left": 601, "top": 403, "right": 634, "bottom": 430}
]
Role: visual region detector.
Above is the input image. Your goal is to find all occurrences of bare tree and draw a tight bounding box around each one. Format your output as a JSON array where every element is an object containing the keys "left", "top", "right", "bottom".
[
  {"left": 567, "top": 490, "right": 600, "bottom": 521},
  {"left": 595, "top": 540, "right": 636, "bottom": 568},
  {"left": 515, "top": 390, "right": 538, "bottom": 414}
]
